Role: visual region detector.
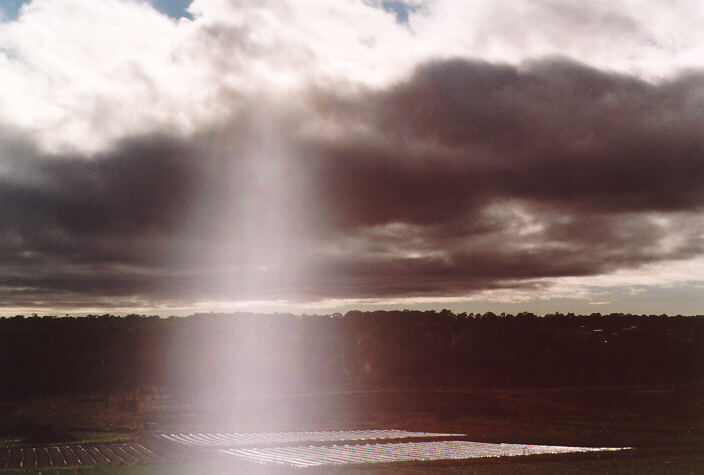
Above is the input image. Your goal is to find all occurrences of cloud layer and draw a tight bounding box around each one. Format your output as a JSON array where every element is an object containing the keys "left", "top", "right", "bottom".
[{"left": 0, "top": 0, "right": 702, "bottom": 312}]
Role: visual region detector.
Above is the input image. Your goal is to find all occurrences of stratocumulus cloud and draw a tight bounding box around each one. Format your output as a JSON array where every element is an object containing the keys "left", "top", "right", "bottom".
[{"left": 0, "top": 0, "right": 702, "bottom": 313}]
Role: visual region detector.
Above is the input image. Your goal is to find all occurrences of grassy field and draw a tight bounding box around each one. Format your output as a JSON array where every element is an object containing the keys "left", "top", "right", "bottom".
[{"left": 1, "top": 384, "right": 702, "bottom": 472}]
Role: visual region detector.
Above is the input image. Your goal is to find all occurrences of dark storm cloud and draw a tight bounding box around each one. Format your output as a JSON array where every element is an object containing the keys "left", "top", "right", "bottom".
[
  {"left": 0, "top": 135, "right": 201, "bottom": 240},
  {"left": 0, "top": 116, "right": 316, "bottom": 306},
  {"left": 310, "top": 58, "right": 704, "bottom": 228},
  {"left": 0, "top": 134, "right": 207, "bottom": 304},
  {"left": 295, "top": 212, "right": 702, "bottom": 300},
  {"left": 294, "top": 58, "right": 704, "bottom": 298},
  {"left": 0, "top": 57, "right": 703, "bottom": 308}
]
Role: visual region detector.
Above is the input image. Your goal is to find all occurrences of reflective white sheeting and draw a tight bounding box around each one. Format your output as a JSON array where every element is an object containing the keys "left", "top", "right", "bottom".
[
  {"left": 159, "top": 430, "right": 462, "bottom": 447},
  {"left": 220, "top": 440, "right": 628, "bottom": 468}
]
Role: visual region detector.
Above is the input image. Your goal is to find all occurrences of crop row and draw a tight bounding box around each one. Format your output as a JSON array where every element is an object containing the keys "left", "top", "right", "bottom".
[
  {"left": 0, "top": 442, "right": 162, "bottom": 470},
  {"left": 220, "top": 440, "right": 627, "bottom": 468},
  {"left": 158, "top": 429, "right": 461, "bottom": 447}
]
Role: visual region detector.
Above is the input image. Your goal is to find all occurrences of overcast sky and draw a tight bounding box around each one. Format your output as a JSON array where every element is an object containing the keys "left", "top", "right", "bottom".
[{"left": 0, "top": 0, "right": 702, "bottom": 315}]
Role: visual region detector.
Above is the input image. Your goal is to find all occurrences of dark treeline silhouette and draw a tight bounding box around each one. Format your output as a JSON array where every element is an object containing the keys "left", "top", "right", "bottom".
[{"left": 0, "top": 311, "right": 702, "bottom": 401}]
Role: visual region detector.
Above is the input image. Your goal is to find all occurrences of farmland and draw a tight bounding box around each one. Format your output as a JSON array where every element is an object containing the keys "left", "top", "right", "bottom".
[
  {"left": 0, "top": 311, "right": 702, "bottom": 471},
  {"left": 0, "top": 385, "right": 702, "bottom": 471},
  {"left": 0, "top": 429, "right": 631, "bottom": 471},
  {"left": 0, "top": 442, "right": 163, "bottom": 470},
  {"left": 217, "top": 437, "right": 626, "bottom": 468}
]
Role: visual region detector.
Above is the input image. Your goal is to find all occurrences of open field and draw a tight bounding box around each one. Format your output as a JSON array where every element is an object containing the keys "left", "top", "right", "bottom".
[{"left": 1, "top": 384, "right": 701, "bottom": 472}]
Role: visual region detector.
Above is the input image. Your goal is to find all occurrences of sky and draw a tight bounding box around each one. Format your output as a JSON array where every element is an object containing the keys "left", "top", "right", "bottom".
[{"left": 0, "top": 0, "right": 702, "bottom": 316}]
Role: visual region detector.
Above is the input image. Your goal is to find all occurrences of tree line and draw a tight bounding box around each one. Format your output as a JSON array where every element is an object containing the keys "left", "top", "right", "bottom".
[{"left": 0, "top": 311, "right": 702, "bottom": 400}]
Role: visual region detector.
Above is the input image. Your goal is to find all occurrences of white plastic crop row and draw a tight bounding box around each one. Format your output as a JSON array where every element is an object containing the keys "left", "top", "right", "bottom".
[
  {"left": 220, "top": 440, "right": 628, "bottom": 468},
  {"left": 159, "top": 429, "right": 462, "bottom": 447}
]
